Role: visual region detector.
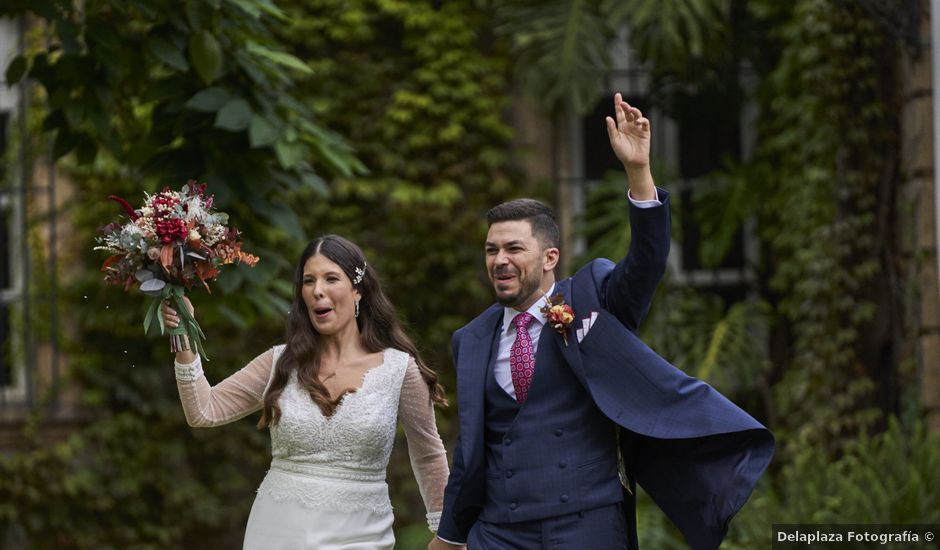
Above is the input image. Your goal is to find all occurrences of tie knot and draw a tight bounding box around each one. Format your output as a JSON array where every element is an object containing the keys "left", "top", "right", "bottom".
[{"left": 513, "top": 312, "right": 534, "bottom": 330}]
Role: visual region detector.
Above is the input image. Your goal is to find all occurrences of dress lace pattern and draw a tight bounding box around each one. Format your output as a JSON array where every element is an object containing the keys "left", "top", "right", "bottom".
[{"left": 257, "top": 347, "right": 410, "bottom": 514}]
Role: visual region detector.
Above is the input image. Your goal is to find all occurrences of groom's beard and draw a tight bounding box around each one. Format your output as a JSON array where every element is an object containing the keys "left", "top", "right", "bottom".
[{"left": 493, "top": 268, "right": 542, "bottom": 309}]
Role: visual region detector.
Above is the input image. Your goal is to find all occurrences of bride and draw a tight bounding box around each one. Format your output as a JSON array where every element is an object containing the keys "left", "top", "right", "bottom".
[{"left": 162, "top": 235, "right": 457, "bottom": 549}]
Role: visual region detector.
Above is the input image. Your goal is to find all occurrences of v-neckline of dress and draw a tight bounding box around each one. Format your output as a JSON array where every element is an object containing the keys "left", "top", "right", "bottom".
[{"left": 324, "top": 348, "right": 391, "bottom": 418}]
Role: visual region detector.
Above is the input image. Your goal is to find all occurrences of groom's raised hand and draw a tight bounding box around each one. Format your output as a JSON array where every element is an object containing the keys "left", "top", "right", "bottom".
[
  {"left": 606, "top": 92, "right": 655, "bottom": 200},
  {"left": 606, "top": 92, "right": 649, "bottom": 169}
]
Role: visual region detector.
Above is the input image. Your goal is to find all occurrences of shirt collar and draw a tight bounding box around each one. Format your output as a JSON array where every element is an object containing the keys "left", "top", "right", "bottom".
[{"left": 501, "top": 283, "right": 555, "bottom": 334}]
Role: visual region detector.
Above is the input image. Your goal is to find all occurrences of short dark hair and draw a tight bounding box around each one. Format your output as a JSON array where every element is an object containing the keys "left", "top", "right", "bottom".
[{"left": 486, "top": 198, "right": 560, "bottom": 250}]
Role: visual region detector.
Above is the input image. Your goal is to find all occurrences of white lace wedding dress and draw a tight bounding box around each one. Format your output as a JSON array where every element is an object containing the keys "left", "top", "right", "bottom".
[{"left": 174, "top": 346, "right": 448, "bottom": 549}]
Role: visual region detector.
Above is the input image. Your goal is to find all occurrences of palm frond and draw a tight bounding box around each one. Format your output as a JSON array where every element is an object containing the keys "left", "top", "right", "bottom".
[
  {"left": 496, "top": 0, "right": 618, "bottom": 114},
  {"left": 607, "top": 0, "right": 730, "bottom": 76}
]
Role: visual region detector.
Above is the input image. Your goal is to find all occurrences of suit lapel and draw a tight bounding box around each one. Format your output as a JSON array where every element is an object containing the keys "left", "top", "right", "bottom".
[{"left": 547, "top": 279, "right": 585, "bottom": 375}]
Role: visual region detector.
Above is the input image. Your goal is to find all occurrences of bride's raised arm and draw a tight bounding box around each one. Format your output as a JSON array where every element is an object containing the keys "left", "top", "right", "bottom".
[{"left": 163, "top": 297, "right": 275, "bottom": 428}]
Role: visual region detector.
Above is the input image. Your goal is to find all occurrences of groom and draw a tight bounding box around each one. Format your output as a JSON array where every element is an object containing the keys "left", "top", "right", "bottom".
[{"left": 430, "top": 94, "right": 774, "bottom": 550}]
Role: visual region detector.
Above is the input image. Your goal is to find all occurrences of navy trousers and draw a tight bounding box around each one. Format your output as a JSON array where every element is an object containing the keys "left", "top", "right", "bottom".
[{"left": 467, "top": 503, "right": 629, "bottom": 550}]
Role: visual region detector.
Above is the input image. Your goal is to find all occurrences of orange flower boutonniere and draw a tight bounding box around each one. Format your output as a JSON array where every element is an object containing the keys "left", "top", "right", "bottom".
[{"left": 540, "top": 293, "right": 575, "bottom": 346}]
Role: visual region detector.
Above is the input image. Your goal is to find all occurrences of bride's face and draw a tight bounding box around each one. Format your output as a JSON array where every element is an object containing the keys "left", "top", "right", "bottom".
[{"left": 301, "top": 254, "right": 360, "bottom": 336}]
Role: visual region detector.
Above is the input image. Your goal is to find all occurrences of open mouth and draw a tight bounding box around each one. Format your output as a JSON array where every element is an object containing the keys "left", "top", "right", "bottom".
[{"left": 313, "top": 306, "right": 333, "bottom": 318}]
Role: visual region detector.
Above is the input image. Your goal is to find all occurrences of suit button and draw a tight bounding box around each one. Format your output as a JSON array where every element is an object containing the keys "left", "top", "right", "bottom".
[
  {"left": 504, "top": 437, "right": 512, "bottom": 446},
  {"left": 506, "top": 470, "right": 514, "bottom": 478},
  {"left": 560, "top": 494, "right": 569, "bottom": 503},
  {"left": 509, "top": 502, "right": 518, "bottom": 510},
  {"left": 558, "top": 461, "right": 567, "bottom": 469},
  {"left": 554, "top": 429, "right": 563, "bottom": 437}
]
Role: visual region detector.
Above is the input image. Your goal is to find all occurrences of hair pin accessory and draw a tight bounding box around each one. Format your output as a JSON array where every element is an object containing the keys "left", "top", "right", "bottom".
[{"left": 353, "top": 262, "right": 367, "bottom": 285}]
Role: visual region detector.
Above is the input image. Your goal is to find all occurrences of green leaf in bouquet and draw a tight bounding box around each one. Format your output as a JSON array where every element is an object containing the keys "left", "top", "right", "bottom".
[
  {"left": 157, "top": 299, "right": 166, "bottom": 335},
  {"left": 143, "top": 297, "right": 161, "bottom": 335},
  {"left": 165, "top": 285, "right": 209, "bottom": 361},
  {"left": 140, "top": 278, "right": 166, "bottom": 297}
]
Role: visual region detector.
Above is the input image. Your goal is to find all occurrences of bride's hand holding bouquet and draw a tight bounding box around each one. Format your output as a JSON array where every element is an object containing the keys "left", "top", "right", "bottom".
[
  {"left": 94, "top": 181, "right": 258, "bottom": 360},
  {"left": 161, "top": 296, "right": 196, "bottom": 363}
]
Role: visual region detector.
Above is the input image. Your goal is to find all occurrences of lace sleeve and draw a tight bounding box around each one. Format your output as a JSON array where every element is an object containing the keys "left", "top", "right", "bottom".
[
  {"left": 175, "top": 347, "right": 275, "bottom": 428},
  {"left": 398, "top": 357, "right": 449, "bottom": 532}
]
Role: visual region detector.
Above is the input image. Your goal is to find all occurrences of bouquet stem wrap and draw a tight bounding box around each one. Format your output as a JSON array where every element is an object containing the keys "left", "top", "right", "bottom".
[{"left": 144, "top": 284, "right": 208, "bottom": 360}]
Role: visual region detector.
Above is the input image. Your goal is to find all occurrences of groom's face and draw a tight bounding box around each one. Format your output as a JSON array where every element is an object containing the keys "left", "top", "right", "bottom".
[{"left": 485, "top": 220, "right": 557, "bottom": 310}]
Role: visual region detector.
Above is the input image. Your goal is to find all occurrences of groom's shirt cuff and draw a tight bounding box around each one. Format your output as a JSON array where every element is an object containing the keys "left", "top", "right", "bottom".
[
  {"left": 437, "top": 535, "right": 466, "bottom": 545},
  {"left": 628, "top": 188, "right": 661, "bottom": 208}
]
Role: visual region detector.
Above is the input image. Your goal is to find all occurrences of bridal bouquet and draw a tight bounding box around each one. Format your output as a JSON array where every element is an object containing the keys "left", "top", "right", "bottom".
[{"left": 95, "top": 181, "right": 259, "bottom": 360}]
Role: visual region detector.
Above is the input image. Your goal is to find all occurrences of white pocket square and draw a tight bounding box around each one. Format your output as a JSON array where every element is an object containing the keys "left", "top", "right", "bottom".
[{"left": 576, "top": 311, "right": 599, "bottom": 343}]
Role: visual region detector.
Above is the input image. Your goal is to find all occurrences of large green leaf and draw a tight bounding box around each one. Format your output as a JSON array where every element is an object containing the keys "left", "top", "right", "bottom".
[
  {"left": 189, "top": 30, "right": 223, "bottom": 84},
  {"left": 148, "top": 35, "right": 189, "bottom": 71},
  {"left": 225, "top": 0, "right": 287, "bottom": 21},
  {"left": 183, "top": 86, "right": 231, "bottom": 112},
  {"left": 274, "top": 140, "right": 304, "bottom": 169},
  {"left": 185, "top": 0, "right": 211, "bottom": 32},
  {"left": 249, "top": 114, "right": 279, "bottom": 147},
  {"left": 245, "top": 42, "right": 312, "bottom": 74},
  {"left": 52, "top": 128, "right": 77, "bottom": 159},
  {"left": 214, "top": 98, "right": 253, "bottom": 130},
  {"left": 5, "top": 55, "right": 27, "bottom": 84}
]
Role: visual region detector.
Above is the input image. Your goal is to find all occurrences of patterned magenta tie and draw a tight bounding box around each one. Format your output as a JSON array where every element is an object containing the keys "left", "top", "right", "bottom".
[{"left": 510, "top": 312, "right": 536, "bottom": 403}]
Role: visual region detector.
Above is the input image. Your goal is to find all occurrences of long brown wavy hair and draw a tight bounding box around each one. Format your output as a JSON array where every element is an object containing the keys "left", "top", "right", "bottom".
[{"left": 258, "top": 235, "right": 447, "bottom": 427}]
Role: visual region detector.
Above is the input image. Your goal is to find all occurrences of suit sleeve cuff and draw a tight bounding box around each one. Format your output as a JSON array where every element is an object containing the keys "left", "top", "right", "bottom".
[
  {"left": 437, "top": 535, "right": 466, "bottom": 545},
  {"left": 628, "top": 187, "right": 661, "bottom": 208}
]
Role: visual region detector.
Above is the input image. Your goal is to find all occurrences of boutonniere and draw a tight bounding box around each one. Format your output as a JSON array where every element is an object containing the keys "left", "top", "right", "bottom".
[{"left": 540, "top": 293, "right": 575, "bottom": 346}]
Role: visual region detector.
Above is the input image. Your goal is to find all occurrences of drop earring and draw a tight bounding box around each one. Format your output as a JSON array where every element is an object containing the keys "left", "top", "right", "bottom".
[{"left": 355, "top": 299, "right": 360, "bottom": 318}]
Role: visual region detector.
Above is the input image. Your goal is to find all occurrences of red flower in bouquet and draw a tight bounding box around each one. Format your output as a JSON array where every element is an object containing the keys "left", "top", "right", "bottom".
[{"left": 94, "top": 181, "right": 259, "bottom": 360}]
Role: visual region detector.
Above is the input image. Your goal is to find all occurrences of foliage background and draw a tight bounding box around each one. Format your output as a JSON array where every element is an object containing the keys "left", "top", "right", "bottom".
[{"left": 1, "top": 0, "right": 937, "bottom": 548}]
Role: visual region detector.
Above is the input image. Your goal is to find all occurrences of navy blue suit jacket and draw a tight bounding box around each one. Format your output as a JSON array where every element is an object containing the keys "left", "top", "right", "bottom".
[{"left": 437, "top": 190, "right": 775, "bottom": 549}]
